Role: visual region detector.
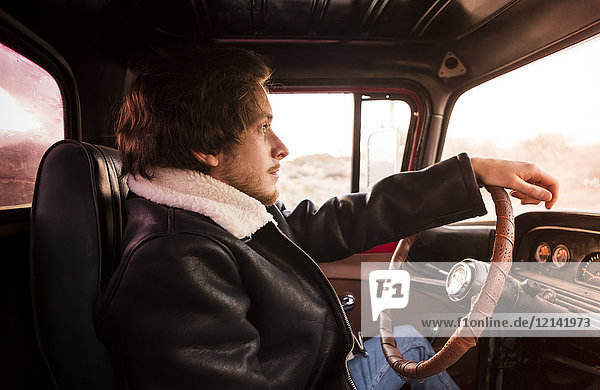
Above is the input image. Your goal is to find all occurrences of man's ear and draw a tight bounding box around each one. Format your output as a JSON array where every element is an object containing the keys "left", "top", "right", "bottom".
[{"left": 191, "top": 150, "right": 220, "bottom": 167}]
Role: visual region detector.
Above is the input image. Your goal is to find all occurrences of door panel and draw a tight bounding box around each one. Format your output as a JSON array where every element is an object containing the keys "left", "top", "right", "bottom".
[{"left": 1, "top": 208, "right": 53, "bottom": 388}]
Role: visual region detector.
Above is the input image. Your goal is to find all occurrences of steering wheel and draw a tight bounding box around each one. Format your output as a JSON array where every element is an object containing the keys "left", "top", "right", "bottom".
[{"left": 379, "top": 186, "right": 514, "bottom": 380}]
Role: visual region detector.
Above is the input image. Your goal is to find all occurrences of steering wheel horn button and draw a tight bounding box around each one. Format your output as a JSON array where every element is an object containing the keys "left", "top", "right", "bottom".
[
  {"left": 446, "top": 259, "right": 492, "bottom": 303},
  {"left": 446, "top": 262, "right": 473, "bottom": 300}
]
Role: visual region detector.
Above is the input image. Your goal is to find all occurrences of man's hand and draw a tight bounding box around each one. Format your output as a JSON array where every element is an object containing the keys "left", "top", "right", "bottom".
[{"left": 471, "top": 158, "right": 559, "bottom": 209}]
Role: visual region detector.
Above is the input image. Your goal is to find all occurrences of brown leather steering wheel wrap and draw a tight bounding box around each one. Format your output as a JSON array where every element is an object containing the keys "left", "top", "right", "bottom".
[{"left": 379, "top": 186, "right": 514, "bottom": 380}]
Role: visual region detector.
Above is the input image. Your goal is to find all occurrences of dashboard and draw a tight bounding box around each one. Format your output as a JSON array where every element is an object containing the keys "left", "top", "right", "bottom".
[{"left": 513, "top": 211, "right": 600, "bottom": 311}]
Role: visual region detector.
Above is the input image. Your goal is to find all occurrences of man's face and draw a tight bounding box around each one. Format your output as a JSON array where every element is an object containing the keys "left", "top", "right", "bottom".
[{"left": 214, "top": 88, "right": 289, "bottom": 206}]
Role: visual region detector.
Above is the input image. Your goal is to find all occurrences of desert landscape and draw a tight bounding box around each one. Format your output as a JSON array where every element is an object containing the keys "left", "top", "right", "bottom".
[{"left": 277, "top": 133, "right": 600, "bottom": 218}]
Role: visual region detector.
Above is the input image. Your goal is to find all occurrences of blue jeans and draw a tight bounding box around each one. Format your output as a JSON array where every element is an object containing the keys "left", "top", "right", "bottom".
[{"left": 347, "top": 325, "right": 459, "bottom": 390}]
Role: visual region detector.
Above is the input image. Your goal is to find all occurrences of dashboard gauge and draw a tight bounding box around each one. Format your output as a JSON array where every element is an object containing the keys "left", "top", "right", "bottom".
[
  {"left": 552, "top": 244, "right": 570, "bottom": 268},
  {"left": 534, "top": 243, "right": 551, "bottom": 263},
  {"left": 578, "top": 252, "right": 600, "bottom": 287}
]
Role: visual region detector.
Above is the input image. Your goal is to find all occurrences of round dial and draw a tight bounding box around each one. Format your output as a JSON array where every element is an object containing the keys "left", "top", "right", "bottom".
[
  {"left": 578, "top": 252, "right": 600, "bottom": 287},
  {"left": 552, "top": 244, "right": 570, "bottom": 268},
  {"left": 534, "top": 242, "right": 551, "bottom": 263},
  {"left": 445, "top": 262, "right": 472, "bottom": 300}
]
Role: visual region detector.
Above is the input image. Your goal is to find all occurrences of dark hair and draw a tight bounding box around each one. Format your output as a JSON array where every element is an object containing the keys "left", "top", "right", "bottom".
[{"left": 115, "top": 46, "right": 272, "bottom": 179}]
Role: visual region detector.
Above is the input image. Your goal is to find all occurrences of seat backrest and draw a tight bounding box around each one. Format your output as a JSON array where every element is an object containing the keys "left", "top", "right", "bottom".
[{"left": 30, "top": 140, "right": 127, "bottom": 390}]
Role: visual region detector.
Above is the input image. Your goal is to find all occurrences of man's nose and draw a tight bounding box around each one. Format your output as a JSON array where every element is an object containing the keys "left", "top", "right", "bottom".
[{"left": 273, "top": 134, "right": 289, "bottom": 160}]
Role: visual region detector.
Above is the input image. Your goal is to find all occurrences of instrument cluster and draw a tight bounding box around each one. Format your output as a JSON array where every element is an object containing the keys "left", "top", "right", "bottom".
[
  {"left": 533, "top": 242, "right": 600, "bottom": 287},
  {"left": 533, "top": 242, "right": 570, "bottom": 268},
  {"left": 516, "top": 226, "right": 600, "bottom": 289}
]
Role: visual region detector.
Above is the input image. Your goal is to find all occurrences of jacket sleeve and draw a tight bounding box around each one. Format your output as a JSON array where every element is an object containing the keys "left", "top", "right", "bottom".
[
  {"left": 280, "top": 153, "right": 487, "bottom": 262},
  {"left": 96, "top": 233, "right": 271, "bottom": 390}
]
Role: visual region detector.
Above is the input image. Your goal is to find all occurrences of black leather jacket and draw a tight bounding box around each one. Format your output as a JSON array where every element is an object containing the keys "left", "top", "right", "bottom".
[{"left": 95, "top": 153, "right": 486, "bottom": 390}]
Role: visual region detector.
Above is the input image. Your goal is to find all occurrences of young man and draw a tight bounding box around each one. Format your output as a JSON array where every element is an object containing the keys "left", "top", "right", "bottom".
[{"left": 94, "top": 47, "right": 558, "bottom": 390}]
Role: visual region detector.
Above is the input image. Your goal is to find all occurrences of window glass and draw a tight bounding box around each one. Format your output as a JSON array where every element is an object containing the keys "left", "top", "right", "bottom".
[
  {"left": 0, "top": 42, "right": 64, "bottom": 209},
  {"left": 268, "top": 93, "right": 353, "bottom": 208},
  {"left": 443, "top": 35, "right": 600, "bottom": 219},
  {"left": 359, "top": 99, "right": 412, "bottom": 192}
]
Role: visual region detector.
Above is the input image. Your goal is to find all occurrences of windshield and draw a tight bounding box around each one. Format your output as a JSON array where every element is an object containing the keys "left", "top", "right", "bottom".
[{"left": 443, "top": 34, "right": 600, "bottom": 218}]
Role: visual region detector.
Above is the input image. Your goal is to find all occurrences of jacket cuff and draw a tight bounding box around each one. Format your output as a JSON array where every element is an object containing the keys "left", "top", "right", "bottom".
[{"left": 455, "top": 152, "right": 487, "bottom": 217}]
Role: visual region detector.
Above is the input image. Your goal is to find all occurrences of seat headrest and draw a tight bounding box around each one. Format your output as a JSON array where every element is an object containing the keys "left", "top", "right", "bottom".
[{"left": 30, "top": 140, "right": 126, "bottom": 390}]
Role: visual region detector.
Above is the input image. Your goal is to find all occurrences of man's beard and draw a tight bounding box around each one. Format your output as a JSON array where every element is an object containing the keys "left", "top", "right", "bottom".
[{"left": 220, "top": 155, "right": 279, "bottom": 206}]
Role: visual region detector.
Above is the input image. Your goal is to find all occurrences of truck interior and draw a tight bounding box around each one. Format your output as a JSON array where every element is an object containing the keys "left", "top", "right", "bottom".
[{"left": 1, "top": 1, "right": 600, "bottom": 389}]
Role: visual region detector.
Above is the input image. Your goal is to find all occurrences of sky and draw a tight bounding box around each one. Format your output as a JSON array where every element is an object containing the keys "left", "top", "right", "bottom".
[
  {"left": 269, "top": 93, "right": 355, "bottom": 159},
  {"left": 448, "top": 34, "right": 600, "bottom": 148},
  {"left": 0, "top": 42, "right": 64, "bottom": 144}
]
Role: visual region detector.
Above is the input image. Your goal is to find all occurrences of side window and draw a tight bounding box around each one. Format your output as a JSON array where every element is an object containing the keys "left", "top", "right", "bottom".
[
  {"left": 269, "top": 93, "right": 414, "bottom": 208},
  {"left": 269, "top": 93, "right": 354, "bottom": 208},
  {"left": 0, "top": 42, "right": 64, "bottom": 209},
  {"left": 443, "top": 34, "right": 600, "bottom": 219},
  {"left": 359, "top": 97, "right": 412, "bottom": 192}
]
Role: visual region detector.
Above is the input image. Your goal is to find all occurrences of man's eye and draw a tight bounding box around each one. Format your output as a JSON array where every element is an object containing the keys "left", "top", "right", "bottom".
[{"left": 260, "top": 124, "right": 268, "bottom": 134}]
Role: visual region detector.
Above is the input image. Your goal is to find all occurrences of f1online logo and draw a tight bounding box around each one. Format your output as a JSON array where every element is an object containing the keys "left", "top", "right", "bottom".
[{"left": 369, "top": 270, "right": 411, "bottom": 321}]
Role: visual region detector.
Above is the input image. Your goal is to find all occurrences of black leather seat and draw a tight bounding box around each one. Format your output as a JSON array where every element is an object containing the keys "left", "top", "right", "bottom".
[{"left": 30, "top": 140, "right": 127, "bottom": 390}]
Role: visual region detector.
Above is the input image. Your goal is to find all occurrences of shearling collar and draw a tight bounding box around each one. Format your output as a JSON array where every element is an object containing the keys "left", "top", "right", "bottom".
[{"left": 127, "top": 168, "right": 275, "bottom": 239}]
